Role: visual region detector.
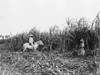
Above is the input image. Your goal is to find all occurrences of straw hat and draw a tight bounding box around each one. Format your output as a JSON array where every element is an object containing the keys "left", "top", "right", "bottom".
[
  {"left": 80, "top": 39, "right": 84, "bottom": 43},
  {"left": 29, "top": 34, "right": 33, "bottom": 37}
]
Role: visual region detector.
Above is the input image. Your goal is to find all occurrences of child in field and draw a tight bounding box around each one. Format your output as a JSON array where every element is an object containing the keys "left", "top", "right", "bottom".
[{"left": 79, "top": 39, "right": 85, "bottom": 56}]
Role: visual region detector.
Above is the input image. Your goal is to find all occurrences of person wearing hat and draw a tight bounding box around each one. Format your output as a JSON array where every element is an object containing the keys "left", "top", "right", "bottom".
[
  {"left": 29, "top": 34, "right": 34, "bottom": 45},
  {"left": 79, "top": 39, "right": 85, "bottom": 56}
]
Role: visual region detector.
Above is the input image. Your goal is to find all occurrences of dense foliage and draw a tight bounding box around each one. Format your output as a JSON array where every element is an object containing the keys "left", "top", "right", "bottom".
[{"left": 0, "top": 13, "right": 100, "bottom": 75}]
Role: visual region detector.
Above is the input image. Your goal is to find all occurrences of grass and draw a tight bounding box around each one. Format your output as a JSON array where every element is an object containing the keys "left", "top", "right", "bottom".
[{"left": 0, "top": 15, "right": 100, "bottom": 75}]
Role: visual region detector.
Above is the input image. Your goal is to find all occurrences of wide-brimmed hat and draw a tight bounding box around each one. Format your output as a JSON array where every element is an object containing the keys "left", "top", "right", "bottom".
[
  {"left": 80, "top": 39, "right": 84, "bottom": 42},
  {"left": 29, "top": 34, "right": 33, "bottom": 37}
]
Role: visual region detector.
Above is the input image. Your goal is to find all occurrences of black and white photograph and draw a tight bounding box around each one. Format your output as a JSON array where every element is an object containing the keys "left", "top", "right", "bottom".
[{"left": 0, "top": 0, "right": 100, "bottom": 75}]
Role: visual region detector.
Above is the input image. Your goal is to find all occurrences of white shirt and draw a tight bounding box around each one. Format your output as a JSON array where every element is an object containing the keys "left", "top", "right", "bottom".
[{"left": 29, "top": 37, "right": 34, "bottom": 44}]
